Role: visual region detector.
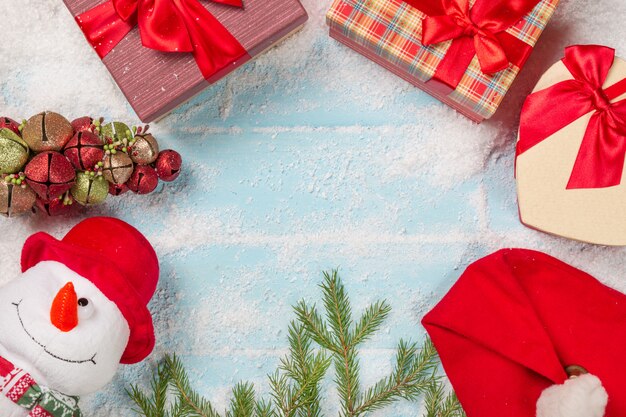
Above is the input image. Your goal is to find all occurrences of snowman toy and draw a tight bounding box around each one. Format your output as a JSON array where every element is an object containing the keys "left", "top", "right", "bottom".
[{"left": 0, "top": 217, "right": 159, "bottom": 416}]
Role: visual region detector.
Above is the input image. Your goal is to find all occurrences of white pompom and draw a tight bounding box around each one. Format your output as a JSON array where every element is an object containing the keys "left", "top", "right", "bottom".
[{"left": 536, "top": 374, "right": 608, "bottom": 417}]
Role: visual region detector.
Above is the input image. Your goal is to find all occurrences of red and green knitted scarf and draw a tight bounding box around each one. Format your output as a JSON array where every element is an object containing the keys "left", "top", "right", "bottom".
[{"left": 0, "top": 356, "right": 81, "bottom": 417}]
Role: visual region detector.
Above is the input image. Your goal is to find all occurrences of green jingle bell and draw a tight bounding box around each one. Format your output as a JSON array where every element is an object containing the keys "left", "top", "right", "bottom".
[
  {"left": 0, "top": 128, "right": 29, "bottom": 174},
  {"left": 101, "top": 122, "right": 133, "bottom": 142},
  {"left": 71, "top": 172, "right": 109, "bottom": 206}
]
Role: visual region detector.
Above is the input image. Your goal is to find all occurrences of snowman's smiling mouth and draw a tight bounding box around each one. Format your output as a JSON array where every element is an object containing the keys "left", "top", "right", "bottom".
[{"left": 12, "top": 300, "right": 97, "bottom": 365}]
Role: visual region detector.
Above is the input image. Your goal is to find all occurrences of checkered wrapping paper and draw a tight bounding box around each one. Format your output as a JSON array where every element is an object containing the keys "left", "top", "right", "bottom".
[{"left": 327, "top": 0, "right": 559, "bottom": 119}]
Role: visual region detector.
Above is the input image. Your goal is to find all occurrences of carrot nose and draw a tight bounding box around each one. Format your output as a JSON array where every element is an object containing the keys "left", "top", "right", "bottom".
[{"left": 50, "top": 282, "right": 79, "bottom": 332}]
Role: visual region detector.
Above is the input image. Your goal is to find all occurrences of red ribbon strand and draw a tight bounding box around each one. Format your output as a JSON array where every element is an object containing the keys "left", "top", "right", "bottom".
[
  {"left": 517, "top": 45, "right": 626, "bottom": 189},
  {"left": 404, "top": 0, "right": 539, "bottom": 89},
  {"left": 76, "top": 0, "right": 249, "bottom": 80}
]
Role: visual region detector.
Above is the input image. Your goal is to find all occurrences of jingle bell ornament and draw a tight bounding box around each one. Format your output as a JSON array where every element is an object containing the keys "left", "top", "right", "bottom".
[
  {"left": 109, "top": 182, "right": 129, "bottom": 196},
  {"left": 21, "top": 112, "right": 73, "bottom": 152},
  {"left": 0, "top": 117, "right": 21, "bottom": 135},
  {"left": 102, "top": 152, "right": 134, "bottom": 185},
  {"left": 24, "top": 151, "right": 76, "bottom": 201},
  {"left": 71, "top": 172, "right": 109, "bottom": 205},
  {"left": 71, "top": 116, "right": 95, "bottom": 133},
  {"left": 101, "top": 121, "right": 133, "bottom": 142},
  {"left": 130, "top": 134, "right": 159, "bottom": 165},
  {"left": 35, "top": 193, "right": 75, "bottom": 217},
  {"left": 0, "top": 176, "right": 36, "bottom": 217},
  {"left": 155, "top": 150, "right": 182, "bottom": 182},
  {"left": 0, "top": 128, "right": 29, "bottom": 174},
  {"left": 127, "top": 165, "right": 158, "bottom": 194},
  {"left": 63, "top": 131, "right": 104, "bottom": 171}
]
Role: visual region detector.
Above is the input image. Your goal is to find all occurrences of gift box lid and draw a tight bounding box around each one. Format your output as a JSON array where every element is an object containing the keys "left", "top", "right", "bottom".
[{"left": 64, "top": 0, "right": 308, "bottom": 122}]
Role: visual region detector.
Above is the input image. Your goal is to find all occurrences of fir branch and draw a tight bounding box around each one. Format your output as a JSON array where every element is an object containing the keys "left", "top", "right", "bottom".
[
  {"left": 128, "top": 271, "right": 465, "bottom": 417},
  {"left": 298, "top": 271, "right": 441, "bottom": 417},
  {"left": 321, "top": 271, "right": 353, "bottom": 349},
  {"left": 227, "top": 383, "right": 256, "bottom": 417},
  {"left": 353, "top": 339, "right": 439, "bottom": 415},
  {"left": 350, "top": 301, "right": 391, "bottom": 348},
  {"left": 272, "top": 322, "right": 330, "bottom": 417},
  {"left": 127, "top": 360, "right": 170, "bottom": 417},
  {"left": 166, "top": 355, "right": 221, "bottom": 417},
  {"left": 254, "top": 400, "right": 276, "bottom": 417},
  {"left": 424, "top": 376, "right": 466, "bottom": 417},
  {"left": 317, "top": 271, "right": 361, "bottom": 417},
  {"left": 294, "top": 301, "right": 340, "bottom": 355}
]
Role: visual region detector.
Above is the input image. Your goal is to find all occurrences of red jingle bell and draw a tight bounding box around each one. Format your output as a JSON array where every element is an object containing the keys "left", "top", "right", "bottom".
[
  {"left": 71, "top": 116, "right": 95, "bottom": 133},
  {"left": 25, "top": 151, "right": 76, "bottom": 201},
  {"left": 35, "top": 194, "right": 75, "bottom": 216},
  {"left": 63, "top": 131, "right": 104, "bottom": 171},
  {"left": 109, "top": 182, "right": 129, "bottom": 196},
  {"left": 155, "top": 150, "right": 182, "bottom": 182},
  {"left": 127, "top": 165, "right": 159, "bottom": 195},
  {"left": 0, "top": 117, "right": 21, "bottom": 136}
]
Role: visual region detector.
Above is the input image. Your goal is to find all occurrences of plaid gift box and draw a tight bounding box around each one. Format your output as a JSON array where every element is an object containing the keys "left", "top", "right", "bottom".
[{"left": 327, "top": 0, "right": 559, "bottom": 122}]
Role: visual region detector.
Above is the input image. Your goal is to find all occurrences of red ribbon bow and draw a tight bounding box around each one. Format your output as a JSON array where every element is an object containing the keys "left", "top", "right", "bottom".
[
  {"left": 76, "top": 0, "right": 249, "bottom": 80},
  {"left": 517, "top": 45, "right": 626, "bottom": 189},
  {"left": 405, "top": 0, "right": 540, "bottom": 89}
]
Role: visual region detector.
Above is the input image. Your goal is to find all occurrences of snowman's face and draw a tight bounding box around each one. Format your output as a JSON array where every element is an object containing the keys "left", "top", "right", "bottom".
[{"left": 0, "top": 261, "right": 130, "bottom": 396}]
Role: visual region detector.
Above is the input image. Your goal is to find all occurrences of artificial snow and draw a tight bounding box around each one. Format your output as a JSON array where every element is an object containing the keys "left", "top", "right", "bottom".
[{"left": 1, "top": 0, "right": 626, "bottom": 416}]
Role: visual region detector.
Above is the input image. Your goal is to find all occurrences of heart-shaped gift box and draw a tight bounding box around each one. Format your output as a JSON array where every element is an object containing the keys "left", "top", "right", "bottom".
[{"left": 516, "top": 45, "right": 626, "bottom": 246}]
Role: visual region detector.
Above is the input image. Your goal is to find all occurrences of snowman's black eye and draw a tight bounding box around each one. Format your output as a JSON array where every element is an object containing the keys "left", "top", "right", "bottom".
[{"left": 78, "top": 298, "right": 89, "bottom": 307}]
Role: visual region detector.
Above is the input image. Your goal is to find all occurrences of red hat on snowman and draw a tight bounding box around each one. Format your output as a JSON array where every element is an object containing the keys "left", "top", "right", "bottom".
[{"left": 20, "top": 217, "right": 159, "bottom": 364}]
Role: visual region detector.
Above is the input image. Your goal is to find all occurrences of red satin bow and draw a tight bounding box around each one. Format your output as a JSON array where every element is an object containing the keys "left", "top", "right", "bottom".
[
  {"left": 517, "top": 45, "right": 626, "bottom": 189},
  {"left": 405, "top": 0, "right": 539, "bottom": 88},
  {"left": 76, "top": 0, "right": 248, "bottom": 80}
]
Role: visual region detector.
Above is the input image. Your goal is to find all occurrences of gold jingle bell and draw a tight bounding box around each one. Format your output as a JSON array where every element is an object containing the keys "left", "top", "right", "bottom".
[
  {"left": 22, "top": 112, "right": 74, "bottom": 152},
  {"left": 102, "top": 152, "right": 134, "bottom": 185},
  {"left": 130, "top": 134, "right": 159, "bottom": 165},
  {"left": 0, "top": 181, "right": 36, "bottom": 217}
]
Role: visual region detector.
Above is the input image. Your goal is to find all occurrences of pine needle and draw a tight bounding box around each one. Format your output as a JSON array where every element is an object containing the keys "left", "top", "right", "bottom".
[{"left": 128, "top": 271, "right": 465, "bottom": 417}]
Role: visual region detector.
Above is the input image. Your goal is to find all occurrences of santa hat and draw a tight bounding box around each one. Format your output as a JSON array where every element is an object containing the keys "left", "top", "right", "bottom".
[
  {"left": 20, "top": 217, "right": 159, "bottom": 364},
  {"left": 422, "top": 249, "right": 622, "bottom": 417}
]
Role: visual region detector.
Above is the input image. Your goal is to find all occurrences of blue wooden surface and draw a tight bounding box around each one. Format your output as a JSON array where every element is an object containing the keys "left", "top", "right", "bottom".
[{"left": 3, "top": 0, "right": 626, "bottom": 416}]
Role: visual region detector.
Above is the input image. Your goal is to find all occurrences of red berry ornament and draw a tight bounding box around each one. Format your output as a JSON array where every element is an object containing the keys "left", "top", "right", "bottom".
[
  {"left": 155, "top": 150, "right": 182, "bottom": 182},
  {"left": 0, "top": 117, "right": 21, "bottom": 135},
  {"left": 109, "top": 182, "right": 129, "bottom": 196},
  {"left": 71, "top": 117, "right": 95, "bottom": 133},
  {"left": 25, "top": 151, "right": 76, "bottom": 200},
  {"left": 63, "top": 131, "right": 104, "bottom": 171},
  {"left": 127, "top": 165, "right": 158, "bottom": 194}
]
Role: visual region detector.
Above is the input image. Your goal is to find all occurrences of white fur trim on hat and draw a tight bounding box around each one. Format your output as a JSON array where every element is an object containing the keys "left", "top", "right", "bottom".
[{"left": 536, "top": 373, "right": 608, "bottom": 417}]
